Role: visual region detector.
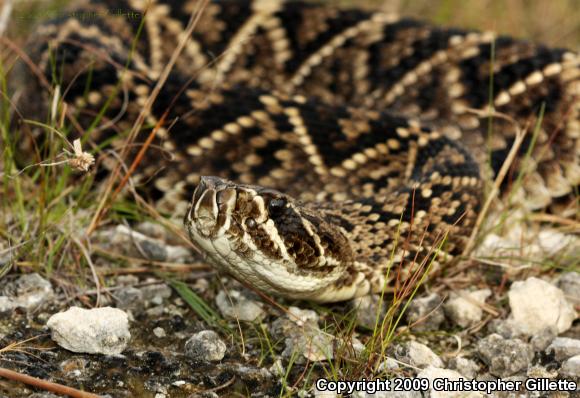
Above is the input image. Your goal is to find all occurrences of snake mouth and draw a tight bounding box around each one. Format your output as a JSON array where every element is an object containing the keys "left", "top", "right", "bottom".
[{"left": 188, "top": 176, "right": 237, "bottom": 238}]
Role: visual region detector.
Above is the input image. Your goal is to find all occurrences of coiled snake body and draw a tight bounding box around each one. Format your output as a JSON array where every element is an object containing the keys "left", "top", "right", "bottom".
[{"left": 14, "top": 0, "right": 580, "bottom": 301}]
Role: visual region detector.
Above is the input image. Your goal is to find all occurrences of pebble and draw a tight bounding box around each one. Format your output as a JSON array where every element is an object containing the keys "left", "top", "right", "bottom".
[
  {"left": 282, "top": 323, "right": 334, "bottom": 362},
  {"left": 417, "top": 366, "right": 483, "bottom": 397},
  {"left": 270, "top": 306, "right": 333, "bottom": 362},
  {"left": 378, "top": 357, "right": 400, "bottom": 372},
  {"left": 47, "top": 306, "right": 131, "bottom": 355},
  {"left": 184, "top": 330, "right": 227, "bottom": 362},
  {"left": 547, "top": 337, "right": 580, "bottom": 361},
  {"left": 560, "top": 355, "right": 580, "bottom": 378},
  {"left": 0, "top": 296, "right": 18, "bottom": 313},
  {"left": 447, "top": 356, "right": 480, "bottom": 378},
  {"left": 393, "top": 341, "right": 443, "bottom": 368},
  {"left": 140, "top": 283, "right": 172, "bottom": 305},
  {"left": 476, "top": 334, "right": 533, "bottom": 377},
  {"left": 405, "top": 293, "right": 445, "bottom": 331},
  {"left": 351, "top": 294, "right": 386, "bottom": 329},
  {"left": 215, "top": 290, "right": 265, "bottom": 321},
  {"left": 557, "top": 272, "right": 580, "bottom": 305},
  {"left": 14, "top": 273, "right": 55, "bottom": 307},
  {"left": 153, "top": 327, "right": 166, "bottom": 338},
  {"left": 0, "top": 273, "right": 55, "bottom": 311},
  {"left": 444, "top": 289, "right": 491, "bottom": 328},
  {"left": 507, "top": 277, "right": 577, "bottom": 335},
  {"left": 529, "top": 326, "right": 557, "bottom": 352}
]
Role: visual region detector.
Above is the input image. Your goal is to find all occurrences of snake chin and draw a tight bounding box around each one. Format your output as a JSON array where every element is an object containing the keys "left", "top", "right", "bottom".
[{"left": 184, "top": 176, "right": 354, "bottom": 300}]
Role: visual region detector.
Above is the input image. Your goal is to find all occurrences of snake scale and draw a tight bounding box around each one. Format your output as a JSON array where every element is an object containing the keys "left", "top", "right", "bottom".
[{"left": 12, "top": 0, "right": 580, "bottom": 301}]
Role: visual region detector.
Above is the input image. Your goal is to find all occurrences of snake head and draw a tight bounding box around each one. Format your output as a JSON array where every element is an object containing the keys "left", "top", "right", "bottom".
[{"left": 184, "top": 176, "right": 354, "bottom": 300}]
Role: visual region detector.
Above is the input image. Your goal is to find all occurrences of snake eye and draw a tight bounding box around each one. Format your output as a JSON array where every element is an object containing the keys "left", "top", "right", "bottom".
[
  {"left": 245, "top": 218, "right": 257, "bottom": 229},
  {"left": 268, "top": 198, "right": 286, "bottom": 216}
]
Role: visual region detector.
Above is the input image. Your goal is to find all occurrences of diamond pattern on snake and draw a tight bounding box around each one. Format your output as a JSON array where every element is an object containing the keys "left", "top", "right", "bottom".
[{"left": 13, "top": 0, "right": 580, "bottom": 302}]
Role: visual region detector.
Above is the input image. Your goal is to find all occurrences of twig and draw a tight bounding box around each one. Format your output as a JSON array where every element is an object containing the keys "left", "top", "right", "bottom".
[{"left": 0, "top": 367, "right": 102, "bottom": 398}]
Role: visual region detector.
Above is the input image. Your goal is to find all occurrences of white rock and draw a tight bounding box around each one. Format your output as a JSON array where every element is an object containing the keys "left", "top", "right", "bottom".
[
  {"left": 561, "top": 355, "right": 580, "bottom": 378},
  {"left": 394, "top": 341, "right": 443, "bottom": 368},
  {"left": 0, "top": 296, "right": 18, "bottom": 313},
  {"left": 47, "top": 307, "right": 130, "bottom": 355},
  {"left": 448, "top": 357, "right": 480, "bottom": 378},
  {"left": 153, "top": 327, "right": 166, "bottom": 338},
  {"left": 444, "top": 289, "right": 491, "bottom": 327},
  {"left": 288, "top": 306, "right": 320, "bottom": 325},
  {"left": 507, "top": 277, "right": 577, "bottom": 335},
  {"left": 184, "top": 330, "right": 227, "bottom": 362},
  {"left": 13, "top": 273, "right": 54, "bottom": 309},
  {"left": 547, "top": 337, "right": 580, "bottom": 361},
  {"left": 215, "top": 290, "right": 265, "bottom": 322},
  {"left": 417, "top": 366, "right": 483, "bottom": 397},
  {"left": 378, "top": 357, "right": 400, "bottom": 371}
]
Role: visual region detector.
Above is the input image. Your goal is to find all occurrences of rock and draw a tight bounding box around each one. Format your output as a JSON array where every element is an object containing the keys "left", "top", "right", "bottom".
[
  {"left": 507, "top": 277, "right": 577, "bottom": 335},
  {"left": 351, "top": 294, "right": 387, "bottom": 329},
  {"left": 476, "top": 334, "right": 533, "bottom": 377},
  {"left": 0, "top": 296, "right": 18, "bottom": 313},
  {"left": 417, "top": 366, "right": 483, "bottom": 397},
  {"left": 378, "top": 357, "right": 400, "bottom": 372},
  {"left": 153, "top": 327, "right": 166, "bottom": 338},
  {"left": 526, "top": 365, "right": 557, "bottom": 379},
  {"left": 444, "top": 289, "right": 491, "bottom": 328},
  {"left": 560, "top": 355, "right": 580, "bottom": 378},
  {"left": 282, "top": 323, "right": 334, "bottom": 362},
  {"left": 448, "top": 356, "right": 480, "bottom": 378},
  {"left": 270, "top": 306, "right": 333, "bottom": 362},
  {"left": 269, "top": 358, "right": 284, "bottom": 377},
  {"left": 215, "top": 290, "right": 265, "bottom": 322},
  {"left": 184, "top": 330, "right": 227, "bottom": 362},
  {"left": 115, "top": 286, "right": 144, "bottom": 311},
  {"left": 529, "top": 326, "right": 557, "bottom": 352},
  {"left": 393, "top": 341, "right": 443, "bottom": 368},
  {"left": 140, "top": 283, "right": 172, "bottom": 305},
  {"left": 47, "top": 307, "right": 130, "bottom": 355},
  {"left": 405, "top": 293, "right": 445, "bottom": 331},
  {"left": 557, "top": 272, "right": 580, "bottom": 305},
  {"left": 547, "top": 337, "right": 580, "bottom": 361},
  {"left": 3, "top": 273, "right": 55, "bottom": 310},
  {"left": 287, "top": 306, "right": 320, "bottom": 325},
  {"left": 115, "top": 282, "right": 171, "bottom": 311}
]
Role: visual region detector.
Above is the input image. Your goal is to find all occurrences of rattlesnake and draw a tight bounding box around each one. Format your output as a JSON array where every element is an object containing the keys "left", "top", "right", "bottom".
[{"left": 12, "top": 0, "right": 580, "bottom": 301}]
